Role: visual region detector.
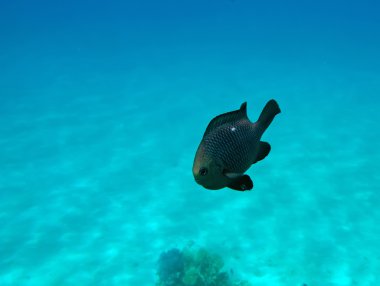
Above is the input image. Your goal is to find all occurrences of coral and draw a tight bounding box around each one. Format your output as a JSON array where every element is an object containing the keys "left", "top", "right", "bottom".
[
  {"left": 182, "top": 267, "right": 200, "bottom": 285},
  {"left": 156, "top": 248, "right": 185, "bottom": 286},
  {"left": 156, "top": 246, "right": 251, "bottom": 286},
  {"left": 183, "top": 247, "right": 226, "bottom": 285}
]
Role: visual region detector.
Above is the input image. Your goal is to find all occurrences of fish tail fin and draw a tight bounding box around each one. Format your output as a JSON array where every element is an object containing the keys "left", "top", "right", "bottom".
[{"left": 257, "top": 99, "right": 281, "bottom": 130}]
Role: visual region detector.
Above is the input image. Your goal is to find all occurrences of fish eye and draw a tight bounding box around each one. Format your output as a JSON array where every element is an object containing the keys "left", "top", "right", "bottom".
[{"left": 199, "top": 168, "right": 208, "bottom": 176}]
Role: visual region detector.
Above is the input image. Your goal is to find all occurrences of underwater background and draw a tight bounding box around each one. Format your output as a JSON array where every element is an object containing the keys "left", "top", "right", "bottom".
[{"left": 0, "top": 0, "right": 379, "bottom": 285}]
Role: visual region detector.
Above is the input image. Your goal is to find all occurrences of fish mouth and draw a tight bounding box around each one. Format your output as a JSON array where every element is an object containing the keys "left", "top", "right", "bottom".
[
  {"left": 193, "top": 175, "right": 205, "bottom": 187},
  {"left": 194, "top": 176, "right": 223, "bottom": 190},
  {"left": 204, "top": 184, "right": 224, "bottom": 190},
  {"left": 193, "top": 175, "right": 207, "bottom": 188}
]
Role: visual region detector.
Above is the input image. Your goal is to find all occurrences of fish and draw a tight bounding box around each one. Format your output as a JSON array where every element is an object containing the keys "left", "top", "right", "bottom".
[{"left": 192, "top": 99, "right": 281, "bottom": 191}]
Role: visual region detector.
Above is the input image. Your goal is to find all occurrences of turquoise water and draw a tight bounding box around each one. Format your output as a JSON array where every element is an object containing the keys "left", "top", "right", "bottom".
[{"left": 1, "top": 1, "right": 379, "bottom": 285}]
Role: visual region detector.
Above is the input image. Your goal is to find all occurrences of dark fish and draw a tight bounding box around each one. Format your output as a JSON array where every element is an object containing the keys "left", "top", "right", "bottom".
[{"left": 192, "top": 100, "right": 281, "bottom": 191}]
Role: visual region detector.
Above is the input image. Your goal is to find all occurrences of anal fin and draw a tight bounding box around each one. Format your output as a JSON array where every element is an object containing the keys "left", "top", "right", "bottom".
[
  {"left": 253, "top": 141, "right": 271, "bottom": 164},
  {"left": 228, "top": 175, "right": 253, "bottom": 191}
]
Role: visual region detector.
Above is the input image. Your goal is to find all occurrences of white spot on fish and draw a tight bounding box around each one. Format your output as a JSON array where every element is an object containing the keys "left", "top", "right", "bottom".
[{"left": 231, "top": 127, "right": 236, "bottom": 132}]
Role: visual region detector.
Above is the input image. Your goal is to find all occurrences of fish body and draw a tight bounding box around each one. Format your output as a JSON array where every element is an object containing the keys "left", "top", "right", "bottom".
[{"left": 192, "top": 100, "right": 281, "bottom": 191}]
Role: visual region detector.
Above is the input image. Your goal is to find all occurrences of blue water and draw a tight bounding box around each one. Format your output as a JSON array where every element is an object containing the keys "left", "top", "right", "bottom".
[{"left": 0, "top": 0, "right": 379, "bottom": 285}]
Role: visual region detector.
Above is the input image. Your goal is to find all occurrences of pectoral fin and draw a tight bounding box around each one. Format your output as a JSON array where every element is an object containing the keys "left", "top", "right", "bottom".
[
  {"left": 253, "top": 141, "right": 271, "bottom": 164},
  {"left": 227, "top": 175, "right": 253, "bottom": 191}
]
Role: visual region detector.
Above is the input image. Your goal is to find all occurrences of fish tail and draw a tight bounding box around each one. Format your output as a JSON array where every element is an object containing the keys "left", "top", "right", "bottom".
[{"left": 257, "top": 99, "right": 281, "bottom": 130}]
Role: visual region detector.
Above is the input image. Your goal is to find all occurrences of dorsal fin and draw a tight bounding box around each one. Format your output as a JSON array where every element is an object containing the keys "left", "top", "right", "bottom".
[{"left": 203, "top": 102, "right": 248, "bottom": 137}]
